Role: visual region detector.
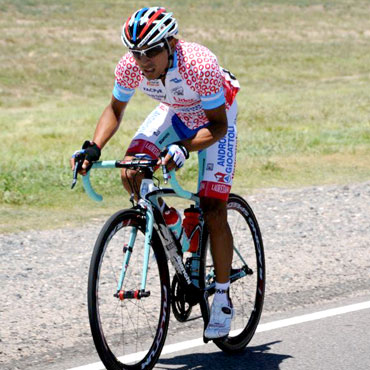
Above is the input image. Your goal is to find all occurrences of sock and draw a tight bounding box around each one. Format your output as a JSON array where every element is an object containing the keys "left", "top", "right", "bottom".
[{"left": 214, "top": 281, "right": 231, "bottom": 306}]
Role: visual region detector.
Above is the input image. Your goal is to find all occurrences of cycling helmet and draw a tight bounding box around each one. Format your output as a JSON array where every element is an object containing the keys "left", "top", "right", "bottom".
[{"left": 121, "top": 7, "right": 178, "bottom": 49}]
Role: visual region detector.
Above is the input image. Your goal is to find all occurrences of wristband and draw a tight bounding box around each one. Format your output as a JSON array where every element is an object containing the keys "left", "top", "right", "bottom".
[
  {"left": 82, "top": 140, "right": 101, "bottom": 163},
  {"left": 174, "top": 142, "right": 189, "bottom": 159}
]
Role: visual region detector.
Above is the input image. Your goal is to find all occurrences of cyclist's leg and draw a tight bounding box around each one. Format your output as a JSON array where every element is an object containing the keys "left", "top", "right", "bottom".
[
  {"left": 198, "top": 100, "right": 237, "bottom": 283},
  {"left": 198, "top": 100, "right": 238, "bottom": 338},
  {"left": 121, "top": 104, "right": 180, "bottom": 197}
]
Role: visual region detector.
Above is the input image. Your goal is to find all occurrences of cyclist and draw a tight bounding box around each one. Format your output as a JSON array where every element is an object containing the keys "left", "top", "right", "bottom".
[{"left": 71, "top": 6, "right": 240, "bottom": 339}]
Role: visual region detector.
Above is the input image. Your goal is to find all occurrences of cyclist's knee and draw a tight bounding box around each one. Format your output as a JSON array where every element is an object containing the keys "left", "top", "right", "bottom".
[
  {"left": 200, "top": 197, "right": 227, "bottom": 230},
  {"left": 120, "top": 155, "right": 143, "bottom": 193}
]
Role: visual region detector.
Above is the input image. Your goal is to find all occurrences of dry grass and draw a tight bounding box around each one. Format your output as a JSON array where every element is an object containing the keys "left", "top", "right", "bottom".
[{"left": 1, "top": 0, "right": 369, "bottom": 232}]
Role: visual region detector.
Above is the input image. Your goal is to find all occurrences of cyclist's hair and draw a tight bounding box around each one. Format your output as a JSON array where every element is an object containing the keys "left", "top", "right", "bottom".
[{"left": 121, "top": 7, "right": 178, "bottom": 49}]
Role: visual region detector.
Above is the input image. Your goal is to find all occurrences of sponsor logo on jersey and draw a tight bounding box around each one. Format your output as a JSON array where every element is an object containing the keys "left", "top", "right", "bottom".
[
  {"left": 158, "top": 132, "right": 170, "bottom": 145},
  {"left": 170, "top": 77, "right": 182, "bottom": 83},
  {"left": 147, "top": 80, "right": 160, "bottom": 86},
  {"left": 217, "top": 126, "right": 236, "bottom": 175},
  {"left": 143, "top": 87, "right": 163, "bottom": 94},
  {"left": 173, "top": 97, "right": 196, "bottom": 104},
  {"left": 206, "top": 163, "right": 214, "bottom": 171},
  {"left": 144, "top": 142, "right": 160, "bottom": 157},
  {"left": 171, "top": 86, "right": 184, "bottom": 96},
  {"left": 211, "top": 183, "right": 230, "bottom": 194},
  {"left": 214, "top": 172, "right": 231, "bottom": 183}
]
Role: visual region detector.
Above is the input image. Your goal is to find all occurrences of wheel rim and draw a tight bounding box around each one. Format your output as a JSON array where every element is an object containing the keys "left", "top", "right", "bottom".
[
  {"left": 90, "top": 213, "right": 169, "bottom": 367},
  {"left": 204, "top": 196, "right": 265, "bottom": 346}
]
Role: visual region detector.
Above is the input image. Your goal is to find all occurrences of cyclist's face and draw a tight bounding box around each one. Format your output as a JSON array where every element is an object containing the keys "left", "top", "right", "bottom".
[{"left": 131, "top": 44, "right": 169, "bottom": 80}]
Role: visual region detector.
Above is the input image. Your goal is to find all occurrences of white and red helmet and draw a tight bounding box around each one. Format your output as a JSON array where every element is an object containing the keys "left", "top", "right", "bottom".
[{"left": 121, "top": 7, "right": 178, "bottom": 49}]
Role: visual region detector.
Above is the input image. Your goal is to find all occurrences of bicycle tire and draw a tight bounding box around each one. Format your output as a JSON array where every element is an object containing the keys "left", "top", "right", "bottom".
[
  {"left": 200, "top": 193, "right": 265, "bottom": 353},
  {"left": 88, "top": 208, "right": 171, "bottom": 370}
]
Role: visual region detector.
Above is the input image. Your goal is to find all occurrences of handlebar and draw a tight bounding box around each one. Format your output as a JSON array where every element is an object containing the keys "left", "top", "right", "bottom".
[{"left": 76, "top": 159, "right": 194, "bottom": 202}]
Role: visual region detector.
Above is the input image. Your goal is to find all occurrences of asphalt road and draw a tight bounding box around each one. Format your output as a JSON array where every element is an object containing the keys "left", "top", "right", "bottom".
[
  {"left": 154, "top": 296, "right": 370, "bottom": 370},
  {"left": 2, "top": 181, "right": 369, "bottom": 370},
  {"left": 58, "top": 295, "right": 370, "bottom": 370}
]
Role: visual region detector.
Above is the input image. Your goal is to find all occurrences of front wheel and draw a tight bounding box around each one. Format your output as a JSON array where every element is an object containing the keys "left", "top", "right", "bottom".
[
  {"left": 201, "top": 193, "right": 266, "bottom": 353},
  {"left": 88, "top": 209, "right": 171, "bottom": 370}
]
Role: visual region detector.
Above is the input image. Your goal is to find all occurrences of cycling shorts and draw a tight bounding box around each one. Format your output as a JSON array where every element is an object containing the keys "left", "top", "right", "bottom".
[{"left": 126, "top": 101, "right": 238, "bottom": 201}]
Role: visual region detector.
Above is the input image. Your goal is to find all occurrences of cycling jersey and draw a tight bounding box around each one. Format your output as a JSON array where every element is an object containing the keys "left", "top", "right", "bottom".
[
  {"left": 112, "top": 40, "right": 240, "bottom": 201},
  {"left": 113, "top": 40, "right": 240, "bottom": 130}
]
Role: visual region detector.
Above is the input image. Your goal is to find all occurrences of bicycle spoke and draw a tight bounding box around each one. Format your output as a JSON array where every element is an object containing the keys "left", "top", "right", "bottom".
[{"left": 88, "top": 210, "right": 170, "bottom": 369}]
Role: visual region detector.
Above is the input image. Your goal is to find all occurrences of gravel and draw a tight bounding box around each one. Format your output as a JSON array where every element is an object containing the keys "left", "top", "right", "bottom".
[{"left": 1, "top": 181, "right": 370, "bottom": 369}]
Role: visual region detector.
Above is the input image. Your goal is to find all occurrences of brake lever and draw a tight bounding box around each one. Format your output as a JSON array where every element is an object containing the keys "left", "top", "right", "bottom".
[
  {"left": 71, "top": 151, "right": 85, "bottom": 189},
  {"left": 160, "top": 153, "right": 169, "bottom": 184}
]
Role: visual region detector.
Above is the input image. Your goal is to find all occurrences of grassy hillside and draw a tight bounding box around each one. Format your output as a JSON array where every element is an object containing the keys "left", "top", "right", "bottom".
[{"left": 1, "top": 0, "right": 369, "bottom": 232}]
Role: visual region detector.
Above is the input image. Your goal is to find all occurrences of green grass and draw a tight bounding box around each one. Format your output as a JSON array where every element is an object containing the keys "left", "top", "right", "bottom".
[{"left": 1, "top": 0, "right": 370, "bottom": 232}]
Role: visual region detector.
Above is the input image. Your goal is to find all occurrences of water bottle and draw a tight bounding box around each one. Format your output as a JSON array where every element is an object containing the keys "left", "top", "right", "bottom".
[
  {"left": 182, "top": 205, "right": 201, "bottom": 253},
  {"left": 163, "top": 207, "right": 183, "bottom": 240}
]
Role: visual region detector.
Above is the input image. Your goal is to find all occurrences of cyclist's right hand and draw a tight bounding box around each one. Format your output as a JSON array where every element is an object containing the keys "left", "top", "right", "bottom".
[{"left": 70, "top": 140, "right": 101, "bottom": 176}]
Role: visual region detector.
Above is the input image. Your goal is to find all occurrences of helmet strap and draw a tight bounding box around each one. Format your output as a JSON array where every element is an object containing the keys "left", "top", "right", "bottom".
[{"left": 159, "top": 38, "right": 174, "bottom": 79}]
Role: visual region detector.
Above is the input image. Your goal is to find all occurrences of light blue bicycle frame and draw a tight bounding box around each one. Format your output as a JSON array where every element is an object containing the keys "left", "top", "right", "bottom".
[
  {"left": 82, "top": 161, "right": 200, "bottom": 294},
  {"left": 81, "top": 160, "right": 247, "bottom": 295}
]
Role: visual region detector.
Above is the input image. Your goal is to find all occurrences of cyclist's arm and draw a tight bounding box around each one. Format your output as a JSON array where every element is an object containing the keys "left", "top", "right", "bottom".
[
  {"left": 181, "top": 104, "right": 228, "bottom": 152},
  {"left": 93, "top": 96, "right": 128, "bottom": 149},
  {"left": 71, "top": 96, "right": 128, "bottom": 174}
]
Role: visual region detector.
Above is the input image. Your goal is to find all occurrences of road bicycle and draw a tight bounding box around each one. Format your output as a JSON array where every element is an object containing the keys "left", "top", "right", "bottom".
[{"left": 72, "top": 155, "right": 265, "bottom": 370}]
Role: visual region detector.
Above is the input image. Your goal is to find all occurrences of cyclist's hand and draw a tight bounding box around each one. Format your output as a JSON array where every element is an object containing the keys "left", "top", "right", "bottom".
[
  {"left": 70, "top": 154, "right": 91, "bottom": 176},
  {"left": 70, "top": 141, "right": 101, "bottom": 176},
  {"left": 161, "top": 143, "right": 189, "bottom": 171}
]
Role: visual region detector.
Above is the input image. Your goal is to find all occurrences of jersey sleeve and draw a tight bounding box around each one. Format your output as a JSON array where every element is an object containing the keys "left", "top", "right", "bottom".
[
  {"left": 112, "top": 53, "right": 142, "bottom": 102},
  {"left": 184, "top": 45, "right": 226, "bottom": 110}
]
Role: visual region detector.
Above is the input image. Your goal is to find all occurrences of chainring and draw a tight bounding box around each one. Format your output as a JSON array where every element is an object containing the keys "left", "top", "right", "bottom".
[{"left": 171, "top": 274, "right": 193, "bottom": 322}]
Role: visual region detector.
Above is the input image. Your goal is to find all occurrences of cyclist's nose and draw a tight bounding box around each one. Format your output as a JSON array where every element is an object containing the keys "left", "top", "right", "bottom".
[{"left": 139, "top": 55, "right": 152, "bottom": 64}]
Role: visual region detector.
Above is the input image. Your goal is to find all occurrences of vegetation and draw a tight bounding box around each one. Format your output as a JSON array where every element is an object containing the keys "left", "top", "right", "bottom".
[{"left": 1, "top": 0, "right": 369, "bottom": 232}]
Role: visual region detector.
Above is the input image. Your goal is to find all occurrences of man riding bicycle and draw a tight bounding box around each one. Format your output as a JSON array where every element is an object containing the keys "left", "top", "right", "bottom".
[{"left": 71, "top": 6, "right": 240, "bottom": 339}]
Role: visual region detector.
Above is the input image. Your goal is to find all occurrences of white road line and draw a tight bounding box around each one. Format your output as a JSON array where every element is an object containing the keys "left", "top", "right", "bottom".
[{"left": 67, "top": 300, "right": 370, "bottom": 370}]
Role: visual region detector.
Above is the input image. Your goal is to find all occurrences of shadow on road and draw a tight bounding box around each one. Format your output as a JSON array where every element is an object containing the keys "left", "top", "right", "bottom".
[{"left": 156, "top": 341, "right": 292, "bottom": 370}]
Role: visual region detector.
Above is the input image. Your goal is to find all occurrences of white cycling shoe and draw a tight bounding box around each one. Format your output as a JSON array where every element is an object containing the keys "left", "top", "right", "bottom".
[{"left": 204, "top": 300, "right": 234, "bottom": 339}]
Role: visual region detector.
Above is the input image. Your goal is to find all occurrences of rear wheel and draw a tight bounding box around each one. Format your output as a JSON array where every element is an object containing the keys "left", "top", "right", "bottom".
[
  {"left": 201, "top": 194, "right": 265, "bottom": 353},
  {"left": 88, "top": 209, "right": 170, "bottom": 370}
]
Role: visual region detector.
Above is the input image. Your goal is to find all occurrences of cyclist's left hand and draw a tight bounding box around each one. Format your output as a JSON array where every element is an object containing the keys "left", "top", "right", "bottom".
[{"left": 161, "top": 143, "right": 189, "bottom": 171}]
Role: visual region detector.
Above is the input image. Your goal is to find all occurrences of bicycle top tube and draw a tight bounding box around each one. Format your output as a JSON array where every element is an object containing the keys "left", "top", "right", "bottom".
[{"left": 81, "top": 160, "right": 197, "bottom": 203}]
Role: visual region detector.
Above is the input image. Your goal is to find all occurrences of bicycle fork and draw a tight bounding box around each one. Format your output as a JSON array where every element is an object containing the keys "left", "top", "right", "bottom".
[{"left": 113, "top": 205, "right": 154, "bottom": 300}]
